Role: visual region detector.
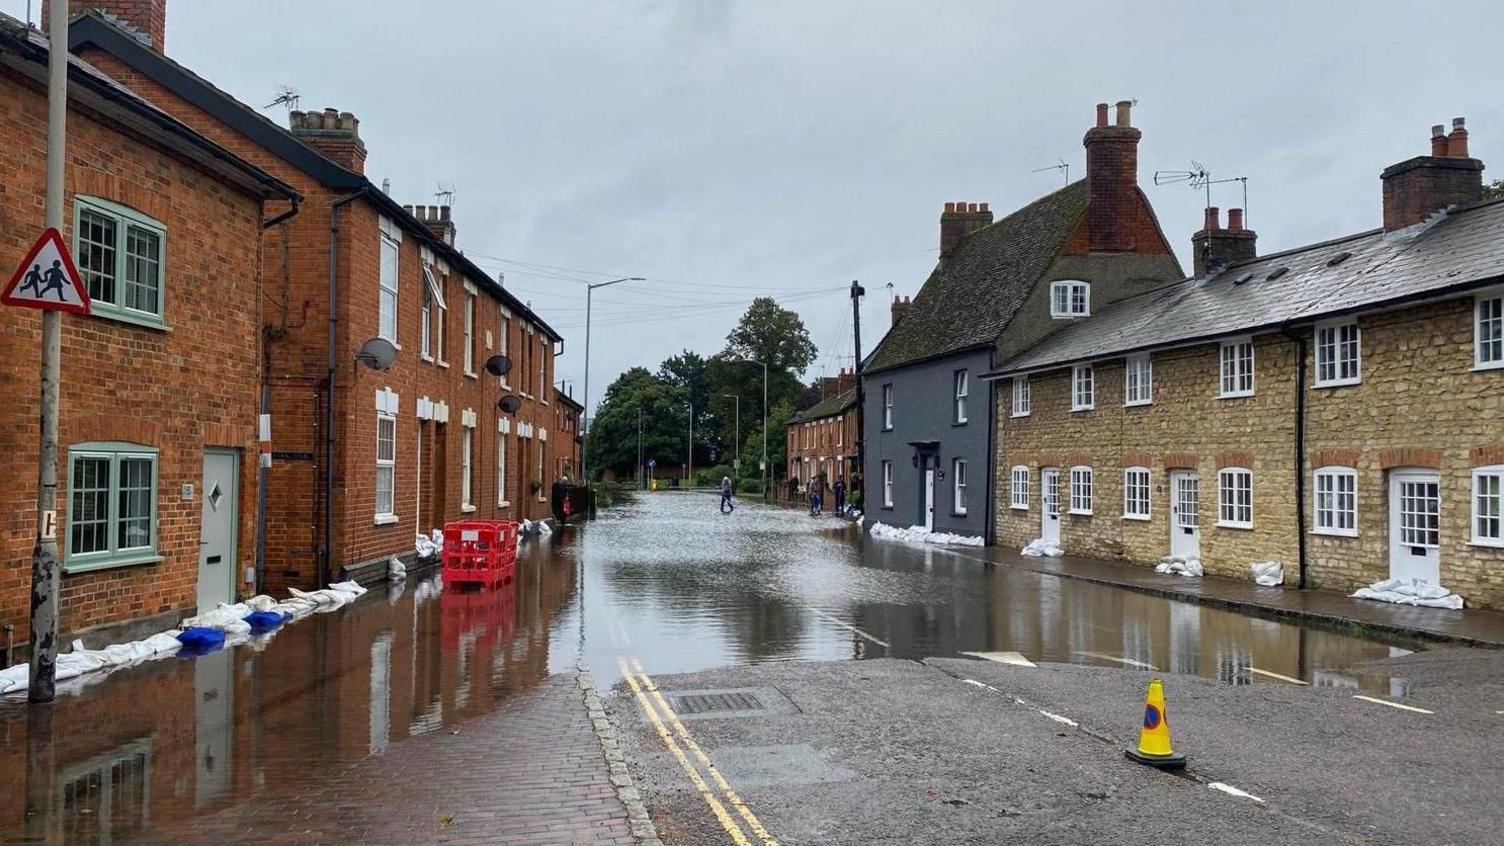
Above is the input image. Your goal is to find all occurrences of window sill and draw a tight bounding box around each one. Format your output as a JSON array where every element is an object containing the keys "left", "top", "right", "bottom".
[
  {"left": 1122, "top": 514, "right": 1151, "bottom": 521},
  {"left": 64, "top": 552, "right": 164, "bottom": 574},
  {"left": 881, "top": 505, "right": 894, "bottom": 510},
  {"left": 952, "top": 420, "right": 968, "bottom": 427},
  {"left": 436, "top": 360, "right": 450, "bottom": 369},
  {"left": 1010, "top": 504, "right": 1028, "bottom": 511},
  {"left": 1218, "top": 391, "right": 1255, "bottom": 400},
  {"left": 1471, "top": 360, "right": 1504, "bottom": 372},
  {"left": 1313, "top": 378, "right": 1361, "bottom": 389},
  {"left": 1071, "top": 406, "right": 1094, "bottom": 413},
  {"left": 374, "top": 514, "right": 398, "bottom": 526},
  {"left": 1010, "top": 412, "right": 1031, "bottom": 419},
  {"left": 1467, "top": 538, "right": 1504, "bottom": 549},
  {"left": 460, "top": 504, "right": 476, "bottom": 513},
  {"left": 1312, "top": 527, "right": 1358, "bottom": 538},
  {"left": 463, "top": 370, "right": 478, "bottom": 379},
  {"left": 1068, "top": 509, "right": 1092, "bottom": 517},
  {"left": 1217, "top": 521, "right": 1254, "bottom": 530},
  {"left": 1124, "top": 399, "right": 1152, "bottom": 408},
  {"left": 1050, "top": 313, "right": 1089, "bottom": 320},
  {"left": 498, "top": 500, "right": 511, "bottom": 508},
  {"left": 420, "top": 353, "right": 434, "bottom": 363},
  {"left": 89, "top": 308, "right": 170, "bottom": 333}
]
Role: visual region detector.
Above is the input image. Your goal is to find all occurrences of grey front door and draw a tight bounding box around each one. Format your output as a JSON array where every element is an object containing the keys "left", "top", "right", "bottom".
[{"left": 197, "top": 449, "right": 239, "bottom": 612}]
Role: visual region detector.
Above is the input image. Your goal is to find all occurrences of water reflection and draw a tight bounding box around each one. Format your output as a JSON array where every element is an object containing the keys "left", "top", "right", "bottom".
[{"left": 0, "top": 551, "right": 577, "bottom": 845}]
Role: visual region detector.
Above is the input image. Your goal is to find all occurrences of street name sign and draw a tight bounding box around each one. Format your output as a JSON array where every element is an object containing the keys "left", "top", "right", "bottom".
[{"left": 2, "top": 228, "right": 91, "bottom": 314}]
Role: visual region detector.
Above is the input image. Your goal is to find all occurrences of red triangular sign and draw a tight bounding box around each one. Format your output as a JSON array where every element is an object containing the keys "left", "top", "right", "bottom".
[{"left": 2, "top": 228, "right": 92, "bottom": 315}]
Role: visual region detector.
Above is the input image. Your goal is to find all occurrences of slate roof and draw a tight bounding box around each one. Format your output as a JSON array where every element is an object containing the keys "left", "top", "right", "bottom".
[
  {"left": 987, "top": 198, "right": 1504, "bottom": 376},
  {"left": 788, "top": 389, "right": 857, "bottom": 424},
  {"left": 864, "top": 180, "right": 1090, "bottom": 373}
]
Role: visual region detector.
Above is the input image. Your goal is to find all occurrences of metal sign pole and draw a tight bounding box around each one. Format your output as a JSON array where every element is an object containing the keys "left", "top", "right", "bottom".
[{"left": 28, "top": 0, "right": 69, "bottom": 704}]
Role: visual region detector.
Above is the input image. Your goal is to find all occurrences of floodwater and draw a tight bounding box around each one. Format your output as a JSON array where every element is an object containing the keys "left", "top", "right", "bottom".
[{"left": 0, "top": 491, "right": 1427, "bottom": 843}]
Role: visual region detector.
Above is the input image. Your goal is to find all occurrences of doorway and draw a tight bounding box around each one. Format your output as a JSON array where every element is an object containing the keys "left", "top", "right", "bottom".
[
  {"left": 1388, "top": 469, "right": 1441, "bottom": 584},
  {"left": 1170, "top": 470, "right": 1200, "bottom": 559},
  {"left": 1041, "top": 468, "right": 1061, "bottom": 544},
  {"left": 197, "top": 449, "right": 239, "bottom": 612}
]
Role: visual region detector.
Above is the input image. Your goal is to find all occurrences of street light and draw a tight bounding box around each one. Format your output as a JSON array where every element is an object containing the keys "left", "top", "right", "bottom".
[{"left": 580, "top": 276, "right": 644, "bottom": 491}]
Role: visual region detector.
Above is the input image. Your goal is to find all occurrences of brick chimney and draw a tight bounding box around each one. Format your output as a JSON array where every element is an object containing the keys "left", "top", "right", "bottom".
[
  {"left": 939, "top": 201, "right": 993, "bottom": 259},
  {"left": 890, "top": 294, "right": 912, "bottom": 327},
  {"left": 403, "top": 204, "right": 456, "bottom": 246},
  {"left": 43, "top": 1, "right": 167, "bottom": 51},
  {"left": 1381, "top": 118, "right": 1484, "bottom": 232},
  {"left": 1083, "top": 100, "right": 1142, "bottom": 252},
  {"left": 1191, "top": 207, "right": 1257, "bottom": 276},
  {"left": 289, "top": 108, "right": 367, "bottom": 175}
]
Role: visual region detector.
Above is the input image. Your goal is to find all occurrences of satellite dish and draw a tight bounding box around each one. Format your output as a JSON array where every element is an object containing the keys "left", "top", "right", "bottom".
[
  {"left": 498, "top": 395, "right": 521, "bottom": 413},
  {"left": 484, "top": 354, "right": 512, "bottom": 377},
  {"left": 356, "top": 337, "right": 397, "bottom": 370}
]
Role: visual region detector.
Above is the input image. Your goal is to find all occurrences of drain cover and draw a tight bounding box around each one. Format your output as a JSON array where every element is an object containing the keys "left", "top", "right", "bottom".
[{"left": 671, "top": 691, "right": 765, "bottom": 714}]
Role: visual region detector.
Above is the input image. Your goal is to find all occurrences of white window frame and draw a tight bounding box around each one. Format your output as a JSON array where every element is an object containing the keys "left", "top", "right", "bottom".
[
  {"left": 462, "top": 290, "right": 477, "bottom": 377},
  {"left": 1219, "top": 337, "right": 1255, "bottom": 398},
  {"left": 952, "top": 458, "right": 968, "bottom": 515},
  {"left": 953, "top": 370, "right": 969, "bottom": 424},
  {"left": 1313, "top": 466, "right": 1357, "bottom": 537},
  {"left": 496, "top": 430, "right": 509, "bottom": 507},
  {"left": 1050, "top": 280, "right": 1090, "bottom": 318},
  {"left": 882, "top": 384, "right": 894, "bottom": 430},
  {"left": 378, "top": 226, "right": 400, "bottom": 345},
  {"left": 1071, "top": 365, "right": 1094, "bottom": 411},
  {"left": 882, "top": 461, "right": 893, "bottom": 507},
  {"left": 65, "top": 442, "right": 161, "bottom": 572},
  {"left": 1314, "top": 319, "right": 1361, "bottom": 387},
  {"left": 73, "top": 196, "right": 168, "bottom": 328},
  {"left": 498, "top": 307, "right": 511, "bottom": 387},
  {"left": 1217, "top": 467, "right": 1254, "bottom": 529},
  {"left": 1069, "top": 466, "right": 1093, "bottom": 515},
  {"left": 1476, "top": 290, "right": 1504, "bottom": 370},
  {"left": 1011, "top": 375, "right": 1030, "bottom": 417},
  {"left": 1124, "top": 354, "right": 1152, "bottom": 406},
  {"left": 1010, "top": 465, "right": 1030, "bottom": 510},
  {"left": 1123, "top": 466, "right": 1150, "bottom": 520},
  {"left": 420, "top": 264, "right": 447, "bottom": 362},
  {"left": 1472, "top": 465, "right": 1504, "bottom": 547},
  {"left": 460, "top": 426, "right": 475, "bottom": 512},
  {"left": 375, "top": 412, "right": 397, "bottom": 522}
]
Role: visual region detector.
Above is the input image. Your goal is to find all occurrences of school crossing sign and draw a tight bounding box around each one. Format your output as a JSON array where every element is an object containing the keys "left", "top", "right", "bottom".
[{"left": 2, "top": 228, "right": 91, "bottom": 315}]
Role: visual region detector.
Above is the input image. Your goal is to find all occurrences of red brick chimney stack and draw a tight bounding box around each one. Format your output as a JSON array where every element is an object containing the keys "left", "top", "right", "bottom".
[
  {"left": 1381, "top": 118, "right": 1484, "bottom": 232},
  {"left": 890, "top": 294, "right": 912, "bottom": 327},
  {"left": 42, "top": 1, "right": 167, "bottom": 51},
  {"left": 1083, "top": 99, "right": 1142, "bottom": 252},
  {"left": 1191, "top": 206, "right": 1257, "bottom": 276},
  {"left": 289, "top": 108, "right": 367, "bottom": 175},
  {"left": 939, "top": 201, "right": 993, "bottom": 259},
  {"left": 404, "top": 204, "right": 457, "bottom": 246}
]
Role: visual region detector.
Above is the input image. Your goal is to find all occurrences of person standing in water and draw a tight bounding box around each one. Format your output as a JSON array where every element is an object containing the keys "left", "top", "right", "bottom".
[{"left": 720, "top": 475, "right": 735, "bottom": 513}]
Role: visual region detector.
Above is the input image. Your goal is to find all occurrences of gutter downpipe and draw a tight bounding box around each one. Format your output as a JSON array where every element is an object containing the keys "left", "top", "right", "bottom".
[
  {"left": 1283, "top": 325, "right": 1310, "bottom": 589},
  {"left": 326, "top": 189, "right": 366, "bottom": 588},
  {"left": 255, "top": 197, "right": 301, "bottom": 596}
]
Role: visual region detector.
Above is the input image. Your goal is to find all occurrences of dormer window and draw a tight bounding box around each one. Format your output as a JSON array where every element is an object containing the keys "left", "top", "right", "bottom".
[{"left": 1050, "top": 280, "right": 1090, "bottom": 318}]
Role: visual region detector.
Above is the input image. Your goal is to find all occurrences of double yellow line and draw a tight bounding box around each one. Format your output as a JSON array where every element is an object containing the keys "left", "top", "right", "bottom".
[{"left": 617, "top": 657, "right": 779, "bottom": 846}]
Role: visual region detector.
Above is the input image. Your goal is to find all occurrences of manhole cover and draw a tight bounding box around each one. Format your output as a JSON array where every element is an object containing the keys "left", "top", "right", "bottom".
[{"left": 671, "top": 691, "right": 765, "bottom": 714}]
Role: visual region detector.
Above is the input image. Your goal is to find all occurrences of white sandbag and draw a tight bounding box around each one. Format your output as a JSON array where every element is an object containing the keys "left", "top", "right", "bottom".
[
  {"left": 244, "top": 594, "right": 280, "bottom": 613},
  {"left": 415, "top": 532, "right": 441, "bottom": 559},
  {"left": 1021, "top": 538, "right": 1064, "bottom": 557},
  {"left": 0, "top": 629, "right": 183, "bottom": 696},
  {"left": 1251, "top": 560, "right": 1284, "bottom": 586},
  {"left": 388, "top": 556, "right": 406, "bottom": 581},
  {"left": 1352, "top": 578, "right": 1464, "bottom": 610},
  {"left": 182, "top": 602, "right": 252, "bottom": 635},
  {"left": 1155, "top": 556, "right": 1202, "bottom": 578},
  {"left": 870, "top": 521, "right": 985, "bottom": 547}
]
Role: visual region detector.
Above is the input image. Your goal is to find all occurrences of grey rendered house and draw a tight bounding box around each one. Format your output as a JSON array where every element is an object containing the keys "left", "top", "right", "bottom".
[{"left": 861, "top": 101, "right": 1184, "bottom": 540}]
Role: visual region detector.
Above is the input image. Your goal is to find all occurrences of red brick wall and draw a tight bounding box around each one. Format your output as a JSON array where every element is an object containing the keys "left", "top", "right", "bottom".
[
  {"left": 0, "top": 65, "right": 264, "bottom": 640},
  {"left": 785, "top": 410, "right": 859, "bottom": 486}
]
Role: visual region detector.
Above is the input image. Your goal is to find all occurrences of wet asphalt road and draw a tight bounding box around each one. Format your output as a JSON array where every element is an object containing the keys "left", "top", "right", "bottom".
[{"left": 0, "top": 489, "right": 1458, "bottom": 843}]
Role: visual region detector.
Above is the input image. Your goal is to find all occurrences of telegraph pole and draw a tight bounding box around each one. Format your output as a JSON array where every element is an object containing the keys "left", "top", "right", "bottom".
[
  {"left": 850, "top": 280, "right": 866, "bottom": 512},
  {"left": 637, "top": 408, "right": 644, "bottom": 490},
  {"left": 28, "top": 0, "right": 69, "bottom": 704}
]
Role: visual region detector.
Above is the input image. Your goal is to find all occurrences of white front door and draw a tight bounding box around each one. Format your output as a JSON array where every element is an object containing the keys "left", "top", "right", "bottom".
[
  {"left": 1170, "top": 470, "right": 1200, "bottom": 559},
  {"left": 197, "top": 449, "right": 239, "bottom": 611},
  {"left": 1041, "top": 468, "right": 1061, "bottom": 544},
  {"left": 1389, "top": 470, "right": 1441, "bottom": 584},
  {"left": 194, "top": 648, "right": 234, "bottom": 807},
  {"left": 923, "top": 461, "right": 936, "bottom": 531}
]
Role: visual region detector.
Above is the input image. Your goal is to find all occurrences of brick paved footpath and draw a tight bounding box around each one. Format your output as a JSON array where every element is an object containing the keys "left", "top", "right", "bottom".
[{"left": 134, "top": 674, "right": 637, "bottom": 846}]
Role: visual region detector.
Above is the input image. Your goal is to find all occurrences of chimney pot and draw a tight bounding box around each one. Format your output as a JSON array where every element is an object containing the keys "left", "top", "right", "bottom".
[
  {"left": 966, "top": 202, "right": 978, "bottom": 213},
  {"left": 441, "top": 205, "right": 451, "bottom": 221},
  {"left": 1448, "top": 117, "right": 1470, "bottom": 158},
  {"left": 1095, "top": 102, "right": 1109, "bottom": 127},
  {"left": 1431, "top": 125, "right": 1450, "bottom": 157},
  {"left": 979, "top": 202, "right": 989, "bottom": 212},
  {"left": 944, "top": 202, "right": 956, "bottom": 213},
  {"left": 1227, "top": 208, "right": 1244, "bottom": 231},
  {"left": 1202, "top": 206, "right": 1221, "bottom": 232},
  {"left": 1115, "top": 100, "right": 1133, "bottom": 127}
]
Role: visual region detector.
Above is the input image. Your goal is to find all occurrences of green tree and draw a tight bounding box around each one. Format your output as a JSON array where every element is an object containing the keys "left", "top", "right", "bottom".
[
  {"left": 725, "top": 297, "right": 818, "bottom": 376},
  {"left": 585, "top": 367, "right": 687, "bottom": 481},
  {"left": 1484, "top": 179, "right": 1504, "bottom": 201}
]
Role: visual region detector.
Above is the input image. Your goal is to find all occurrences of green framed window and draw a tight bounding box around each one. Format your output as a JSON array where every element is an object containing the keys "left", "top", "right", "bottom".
[
  {"left": 66, "top": 442, "right": 161, "bottom": 572},
  {"left": 72, "top": 196, "right": 167, "bottom": 328}
]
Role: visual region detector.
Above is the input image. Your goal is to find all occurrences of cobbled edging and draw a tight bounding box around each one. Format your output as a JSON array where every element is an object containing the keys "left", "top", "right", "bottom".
[{"left": 578, "top": 663, "right": 664, "bottom": 846}]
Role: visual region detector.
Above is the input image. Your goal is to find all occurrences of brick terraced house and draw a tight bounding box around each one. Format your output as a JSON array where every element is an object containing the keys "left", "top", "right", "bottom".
[
  {"left": 0, "top": 14, "right": 297, "bottom": 646},
  {"left": 55, "top": 2, "right": 567, "bottom": 592},
  {"left": 987, "top": 118, "right": 1504, "bottom": 609},
  {"left": 553, "top": 387, "right": 583, "bottom": 482},
  {"left": 861, "top": 101, "right": 1183, "bottom": 538},
  {"left": 786, "top": 381, "right": 858, "bottom": 494}
]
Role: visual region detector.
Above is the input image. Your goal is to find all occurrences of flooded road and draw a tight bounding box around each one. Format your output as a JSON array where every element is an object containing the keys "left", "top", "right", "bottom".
[{"left": 0, "top": 491, "right": 1429, "bottom": 843}]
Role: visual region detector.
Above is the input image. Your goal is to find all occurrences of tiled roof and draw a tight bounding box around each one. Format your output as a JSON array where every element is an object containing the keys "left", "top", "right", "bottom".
[
  {"left": 788, "top": 389, "right": 856, "bottom": 424},
  {"left": 864, "top": 180, "right": 1089, "bottom": 373},
  {"left": 989, "top": 199, "right": 1504, "bottom": 376}
]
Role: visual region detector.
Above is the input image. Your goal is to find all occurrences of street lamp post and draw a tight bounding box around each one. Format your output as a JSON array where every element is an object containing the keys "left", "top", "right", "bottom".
[{"left": 580, "top": 276, "right": 644, "bottom": 491}]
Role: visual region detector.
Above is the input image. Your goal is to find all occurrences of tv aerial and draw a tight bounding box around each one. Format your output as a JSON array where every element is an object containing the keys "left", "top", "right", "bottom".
[
  {"left": 435, "top": 183, "right": 456, "bottom": 206},
  {"left": 1032, "top": 158, "right": 1070, "bottom": 187},
  {"left": 1154, "top": 160, "right": 1250, "bottom": 223},
  {"left": 263, "top": 86, "right": 300, "bottom": 112}
]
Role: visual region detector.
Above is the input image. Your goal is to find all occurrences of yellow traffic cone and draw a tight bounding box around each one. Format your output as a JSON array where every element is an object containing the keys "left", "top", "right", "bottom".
[{"left": 1125, "top": 677, "right": 1187, "bottom": 769}]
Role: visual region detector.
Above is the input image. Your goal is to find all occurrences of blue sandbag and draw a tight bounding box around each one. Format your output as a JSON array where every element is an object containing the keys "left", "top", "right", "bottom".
[
  {"left": 176, "top": 626, "right": 226, "bottom": 653},
  {"left": 244, "top": 611, "right": 284, "bottom": 632}
]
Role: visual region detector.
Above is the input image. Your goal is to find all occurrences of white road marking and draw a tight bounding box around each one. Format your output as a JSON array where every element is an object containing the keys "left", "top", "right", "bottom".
[
  {"left": 963, "top": 678, "right": 998, "bottom": 692},
  {"left": 813, "top": 612, "right": 890, "bottom": 648},
  {"left": 1073, "top": 651, "right": 1157, "bottom": 670},
  {"left": 1208, "top": 782, "right": 1266, "bottom": 803},
  {"left": 963, "top": 679, "right": 1078, "bottom": 727},
  {"left": 1249, "top": 666, "right": 1309, "bottom": 685},
  {"left": 1038, "top": 709, "right": 1078, "bottom": 727},
  {"left": 1353, "top": 694, "right": 1434, "bottom": 714},
  {"left": 962, "top": 651, "right": 1036, "bottom": 667}
]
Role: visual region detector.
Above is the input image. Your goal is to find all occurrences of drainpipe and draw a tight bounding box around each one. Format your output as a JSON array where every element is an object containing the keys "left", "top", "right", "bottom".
[
  {"left": 1283, "top": 326, "right": 1310, "bottom": 589},
  {"left": 326, "top": 189, "right": 367, "bottom": 588}
]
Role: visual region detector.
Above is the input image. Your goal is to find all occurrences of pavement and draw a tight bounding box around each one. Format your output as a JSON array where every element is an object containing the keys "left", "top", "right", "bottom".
[{"left": 609, "top": 649, "right": 1504, "bottom": 845}]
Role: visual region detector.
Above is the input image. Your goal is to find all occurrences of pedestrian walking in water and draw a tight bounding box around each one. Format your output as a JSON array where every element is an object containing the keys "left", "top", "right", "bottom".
[
  {"left": 720, "top": 475, "right": 735, "bottom": 513},
  {"left": 833, "top": 479, "right": 846, "bottom": 516}
]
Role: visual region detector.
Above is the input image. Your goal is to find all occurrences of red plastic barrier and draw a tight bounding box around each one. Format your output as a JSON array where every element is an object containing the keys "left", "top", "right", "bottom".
[{"left": 442, "top": 520, "right": 518, "bottom": 586}]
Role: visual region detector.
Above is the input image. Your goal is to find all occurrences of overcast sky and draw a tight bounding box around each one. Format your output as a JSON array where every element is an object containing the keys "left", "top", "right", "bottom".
[{"left": 11, "top": 1, "right": 1504, "bottom": 414}]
